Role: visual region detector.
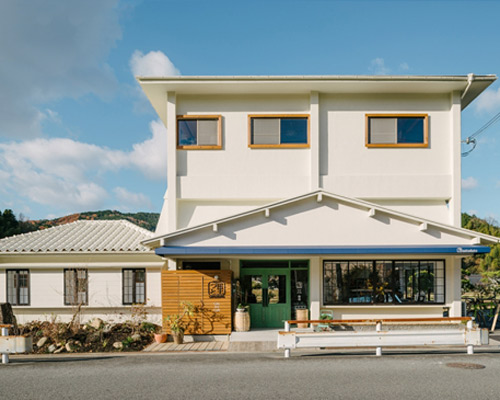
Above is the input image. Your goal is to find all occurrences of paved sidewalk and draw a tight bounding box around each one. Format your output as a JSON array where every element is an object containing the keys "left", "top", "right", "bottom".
[{"left": 144, "top": 341, "right": 229, "bottom": 352}]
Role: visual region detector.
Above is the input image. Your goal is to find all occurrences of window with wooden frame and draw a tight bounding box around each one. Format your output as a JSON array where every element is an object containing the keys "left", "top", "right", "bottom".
[
  {"left": 177, "top": 115, "right": 222, "bottom": 149},
  {"left": 123, "top": 268, "right": 146, "bottom": 305},
  {"left": 248, "top": 115, "right": 310, "bottom": 148},
  {"left": 6, "top": 269, "right": 30, "bottom": 306},
  {"left": 64, "top": 269, "right": 88, "bottom": 306},
  {"left": 366, "top": 114, "right": 429, "bottom": 148}
]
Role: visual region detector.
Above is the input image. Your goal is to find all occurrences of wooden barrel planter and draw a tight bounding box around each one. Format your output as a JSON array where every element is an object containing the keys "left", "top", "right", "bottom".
[{"left": 234, "top": 310, "right": 250, "bottom": 332}]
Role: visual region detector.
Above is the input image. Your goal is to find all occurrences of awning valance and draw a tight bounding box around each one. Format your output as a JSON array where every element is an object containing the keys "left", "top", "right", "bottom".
[{"left": 155, "top": 245, "right": 490, "bottom": 256}]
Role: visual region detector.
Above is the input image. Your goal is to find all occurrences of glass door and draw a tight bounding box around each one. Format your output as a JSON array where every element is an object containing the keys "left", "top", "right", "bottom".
[{"left": 241, "top": 268, "right": 290, "bottom": 329}]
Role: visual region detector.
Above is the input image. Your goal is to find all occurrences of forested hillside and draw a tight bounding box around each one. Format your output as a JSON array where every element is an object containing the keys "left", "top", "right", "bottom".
[
  {"left": 0, "top": 210, "right": 160, "bottom": 237},
  {"left": 462, "top": 213, "right": 500, "bottom": 275},
  {"left": 0, "top": 209, "right": 37, "bottom": 239}
]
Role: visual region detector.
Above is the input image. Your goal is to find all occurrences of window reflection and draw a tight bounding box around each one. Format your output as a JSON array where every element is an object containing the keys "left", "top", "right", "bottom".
[{"left": 323, "top": 260, "right": 444, "bottom": 305}]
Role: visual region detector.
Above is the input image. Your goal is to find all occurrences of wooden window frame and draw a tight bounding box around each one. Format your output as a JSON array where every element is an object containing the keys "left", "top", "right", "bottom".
[
  {"left": 122, "top": 268, "right": 146, "bottom": 305},
  {"left": 64, "top": 268, "right": 89, "bottom": 306},
  {"left": 248, "top": 114, "right": 310, "bottom": 149},
  {"left": 6, "top": 269, "right": 30, "bottom": 306},
  {"left": 176, "top": 115, "right": 222, "bottom": 150},
  {"left": 365, "top": 114, "right": 429, "bottom": 148}
]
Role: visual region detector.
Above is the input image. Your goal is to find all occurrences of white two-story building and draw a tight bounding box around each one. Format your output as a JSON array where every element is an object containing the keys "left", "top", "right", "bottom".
[{"left": 138, "top": 74, "right": 500, "bottom": 329}]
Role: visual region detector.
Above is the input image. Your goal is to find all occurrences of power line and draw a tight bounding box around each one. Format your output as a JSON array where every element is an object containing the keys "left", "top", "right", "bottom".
[
  {"left": 461, "top": 110, "right": 500, "bottom": 157},
  {"left": 469, "top": 110, "right": 500, "bottom": 140}
]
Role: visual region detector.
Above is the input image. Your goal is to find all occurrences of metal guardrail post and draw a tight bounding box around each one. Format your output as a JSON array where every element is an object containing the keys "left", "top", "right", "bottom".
[
  {"left": 1, "top": 327, "right": 9, "bottom": 365},
  {"left": 375, "top": 321, "right": 382, "bottom": 356},
  {"left": 466, "top": 320, "right": 474, "bottom": 355},
  {"left": 284, "top": 321, "right": 291, "bottom": 358}
]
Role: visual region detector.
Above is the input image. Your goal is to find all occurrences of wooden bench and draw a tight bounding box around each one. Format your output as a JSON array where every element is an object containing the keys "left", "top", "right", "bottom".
[{"left": 277, "top": 317, "right": 488, "bottom": 358}]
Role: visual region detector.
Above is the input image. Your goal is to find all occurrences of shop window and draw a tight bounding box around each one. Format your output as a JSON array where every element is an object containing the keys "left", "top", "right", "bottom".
[{"left": 323, "top": 260, "right": 444, "bottom": 305}]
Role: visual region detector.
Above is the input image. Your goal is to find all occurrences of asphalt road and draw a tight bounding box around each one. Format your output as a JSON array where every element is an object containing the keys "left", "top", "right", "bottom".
[{"left": 2, "top": 350, "right": 500, "bottom": 399}]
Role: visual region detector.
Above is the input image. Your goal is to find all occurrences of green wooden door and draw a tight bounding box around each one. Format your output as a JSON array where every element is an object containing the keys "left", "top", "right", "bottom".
[{"left": 241, "top": 268, "right": 290, "bottom": 329}]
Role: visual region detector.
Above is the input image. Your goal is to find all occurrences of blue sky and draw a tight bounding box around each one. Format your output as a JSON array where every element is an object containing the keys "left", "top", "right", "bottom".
[{"left": 0, "top": 0, "right": 499, "bottom": 222}]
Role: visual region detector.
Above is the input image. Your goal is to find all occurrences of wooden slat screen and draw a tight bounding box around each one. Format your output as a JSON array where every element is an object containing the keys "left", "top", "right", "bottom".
[{"left": 162, "top": 270, "right": 232, "bottom": 334}]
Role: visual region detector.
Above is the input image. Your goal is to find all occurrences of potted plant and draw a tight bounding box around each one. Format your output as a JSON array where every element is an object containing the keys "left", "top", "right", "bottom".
[
  {"left": 236, "top": 303, "right": 248, "bottom": 313},
  {"left": 165, "top": 302, "right": 195, "bottom": 344},
  {"left": 153, "top": 326, "right": 168, "bottom": 344}
]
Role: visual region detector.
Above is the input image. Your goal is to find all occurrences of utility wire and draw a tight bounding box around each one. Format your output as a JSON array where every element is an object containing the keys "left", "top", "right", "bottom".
[{"left": 461, "top": 110, "right": 500, "bottom": 157}]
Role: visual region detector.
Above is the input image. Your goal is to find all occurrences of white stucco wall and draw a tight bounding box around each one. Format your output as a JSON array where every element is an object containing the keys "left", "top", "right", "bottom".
[
  {"left": 160, "top": 91, "right": 459, "bottom": 232},
  {"left": 167, "top": 197, "right": 477, "bottom": 248},
  {"left": 0, "top": 254, "right": 164, "bottom": 324}
]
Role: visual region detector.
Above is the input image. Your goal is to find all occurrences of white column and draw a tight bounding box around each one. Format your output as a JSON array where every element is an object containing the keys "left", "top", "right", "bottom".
[
  {"left": 310, "top": 91, "right": 320, "bottom": 191},
  {"left": 450, "top": 91, "right": 461, "bottom": 227},
  {"left": 167, "top": 259, "right": 177, "bottom": 271},
  {"left": 309, "top": 257, "right": 321, "bottom": 320},
  {"left": 449, "top": 257, "right": 462, "bottom": 317},
  {"left": 166, "top": 91, "right": 177, "bottom": 233}
]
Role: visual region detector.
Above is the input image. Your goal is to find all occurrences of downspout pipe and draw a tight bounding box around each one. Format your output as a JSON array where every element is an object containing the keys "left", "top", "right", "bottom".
[{"left": 461, "top": 73, "right": 474, "bottom": 100}]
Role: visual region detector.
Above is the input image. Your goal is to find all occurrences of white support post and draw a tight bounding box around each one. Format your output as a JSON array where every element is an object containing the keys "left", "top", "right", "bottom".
[
  {"left": 1, "top": 327, "right": 9, "bottom": 365},
  {"left": 375, "top": 321, "right": 382, "bottom": 356},
  {"left": 166, "top": 91, "right": 177, "bottom": 233},
  {"left": 284, "top": 321, "right": 291, "bottom": 358},
  {"left": 466, "top": 320, "right": 474, "bottom": 355},
  {"left": 310, "top": 91, "right": 320, "bottom": 191}
]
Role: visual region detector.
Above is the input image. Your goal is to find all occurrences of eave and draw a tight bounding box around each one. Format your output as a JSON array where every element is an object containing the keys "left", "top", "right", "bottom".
[{"left": 137, "top": 74, "right": 497, "bottom": 125}]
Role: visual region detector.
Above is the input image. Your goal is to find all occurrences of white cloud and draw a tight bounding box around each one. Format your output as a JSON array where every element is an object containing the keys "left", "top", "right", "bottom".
[
  {"left": 475, "top": 86, "right": 500, "bottom": 114},
  {"left": 0, "top": 119, "right": 166, "bottom": 213},
  {"left": 129, "top": 50, "right": 181, "bottom": 114},
  {"left": 369, "top": 58, "right": 390, "bottom": 75},
  {"left": 129, "top": 119, "right": 168, "bottom": 180},
  {"left": 130, "top": 50, "right": 180, "bottom": 77},
  {"left": 462, "top": 177, "right": 478, "bottom": 190},
  {"left": 114, "top": 187, "right": 152, "bottom": 211},
  {"left": 0, "top": 1, "right": 121, "bottom": 138}
]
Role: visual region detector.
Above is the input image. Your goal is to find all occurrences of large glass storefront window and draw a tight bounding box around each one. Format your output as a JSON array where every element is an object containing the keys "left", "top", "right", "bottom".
[{"left": 323, "top": 260, "right": 445, "bottom": 305}]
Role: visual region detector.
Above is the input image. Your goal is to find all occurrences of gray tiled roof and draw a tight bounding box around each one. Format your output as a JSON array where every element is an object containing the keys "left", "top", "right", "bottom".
[{"left": 0, "top": 220, "right": 155, "bottom": 253}]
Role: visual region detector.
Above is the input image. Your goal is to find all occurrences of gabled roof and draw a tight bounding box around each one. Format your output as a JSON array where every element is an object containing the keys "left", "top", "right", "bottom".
[
  {"left": 0, "top": 220, "right": 155, "bottom": 253},
  {"left": 143, "top": 190, "right": 500, "bottom": 249}
]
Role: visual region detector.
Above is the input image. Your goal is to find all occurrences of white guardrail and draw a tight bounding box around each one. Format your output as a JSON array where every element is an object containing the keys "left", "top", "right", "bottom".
[
  {"left": 1, "top": 325, "right": 33, "bottom": 364},
  {"left": 277, "top": 317, "right": 488, "bottom": 358}
]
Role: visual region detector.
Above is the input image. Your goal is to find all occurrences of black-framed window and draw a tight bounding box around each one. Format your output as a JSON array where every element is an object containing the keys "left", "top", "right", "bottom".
[
  {"left": 323, "top": 260, "right": 445, "bottom": 305},
  {"left": 6, "top": 269, "right": 30, "bottom": 306},
  {"left": 64, "top": 269, "right": 88, "bottom": 306},
  {"left": 123, "top": 269, "right": 146, "bottom": 305}
]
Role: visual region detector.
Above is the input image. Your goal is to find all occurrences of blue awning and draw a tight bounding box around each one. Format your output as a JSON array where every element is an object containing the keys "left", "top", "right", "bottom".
[{"left": 155, "top": 245, "right": 490, "bottom": 256}]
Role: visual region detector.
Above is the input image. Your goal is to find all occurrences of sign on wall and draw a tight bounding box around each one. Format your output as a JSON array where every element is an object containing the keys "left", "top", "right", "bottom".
[{"left": 162, "top": 270, "right": 232, "bottom": 334}]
